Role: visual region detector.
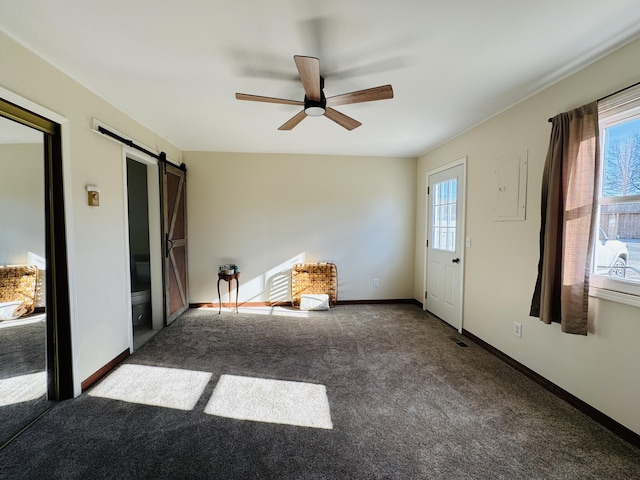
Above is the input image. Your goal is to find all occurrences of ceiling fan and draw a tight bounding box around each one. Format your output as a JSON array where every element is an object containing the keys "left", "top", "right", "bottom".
[{"left": 235, "top": 55, "right": 393, "bottom": 131}]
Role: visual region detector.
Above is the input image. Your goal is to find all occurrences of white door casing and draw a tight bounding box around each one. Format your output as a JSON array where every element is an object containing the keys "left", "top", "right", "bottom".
[
  {"left": 122, "top": 147, "right": 164, "bottom": 352},
  {"left": 425, "top": 159, "right": 466, "bottom": 332}
]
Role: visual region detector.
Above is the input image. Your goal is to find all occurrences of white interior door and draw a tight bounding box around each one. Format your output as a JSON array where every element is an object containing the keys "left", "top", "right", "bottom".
[{"left": 425, "top": 162, "right": 465, "bottom": 330}]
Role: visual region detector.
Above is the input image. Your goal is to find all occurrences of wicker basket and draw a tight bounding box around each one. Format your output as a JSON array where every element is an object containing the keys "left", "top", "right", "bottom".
[
  {"left": 0, "top": 265, "right": 38, "bottom": 316},
  {"left": 291, "top": 263, "right": 337, "bottom": 307}
]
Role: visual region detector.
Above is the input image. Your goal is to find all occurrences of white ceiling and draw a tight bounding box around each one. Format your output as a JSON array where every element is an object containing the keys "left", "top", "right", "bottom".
[{"left": 2, "top": 0, "right": 640, "bottom": 157}]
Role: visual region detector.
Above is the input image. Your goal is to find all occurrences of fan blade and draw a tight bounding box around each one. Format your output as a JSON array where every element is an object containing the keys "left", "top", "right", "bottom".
[
  {"left": 236, "top": 93, "right": 303, "bottom": 106},
  {"left": 278, "top": 110, "right": 307, "bottom": 130},
  {"left": 294, "top": 55, "right": 321, "bottom": 101},
  {"left": 326, "top": 85, "right": 393, "bottom": 107},
  {"left": 324, "top": 108, "right": 361, "bottom": 131}
]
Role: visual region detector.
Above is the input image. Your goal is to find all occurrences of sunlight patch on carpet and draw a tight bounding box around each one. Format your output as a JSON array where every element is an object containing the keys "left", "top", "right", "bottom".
[
  {"left": 195, "top": 306, "right": 310, "bottom": 318},
  {"left": 0, "top": 372, "right": 46, "bottom": 406},
  {"left": 0, "top": 314, "right": 46, "bottom": 330},
  {"left": 88, "top": 364, "right": 211, "bottom": 411},
  {"left": 205, "top": 374, "right": 333, "bottom": 429},
  {"left": 237, "top": 306, "right": 310, "bottom": 318}
]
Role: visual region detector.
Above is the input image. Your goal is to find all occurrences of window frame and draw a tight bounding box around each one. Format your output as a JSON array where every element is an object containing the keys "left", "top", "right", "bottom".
[{"left": 590, "top": 86, "right": 640, "bottom": 306}]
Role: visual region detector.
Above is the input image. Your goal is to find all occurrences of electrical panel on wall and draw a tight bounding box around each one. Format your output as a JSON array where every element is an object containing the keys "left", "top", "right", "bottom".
[{"left": 493, "top": 149, "right": 527, "bottom": 221}]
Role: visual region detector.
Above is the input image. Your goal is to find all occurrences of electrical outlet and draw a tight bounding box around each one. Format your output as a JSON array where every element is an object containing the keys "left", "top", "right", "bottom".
[
  {"left": 373, "top": 278, "right": 379, "bottom": 287},
  {"left": 466, "top": 237, "right": 471, "bottom": 248},
  {"left": 513, "top": 322, "right": 522, "bottom": 338}
]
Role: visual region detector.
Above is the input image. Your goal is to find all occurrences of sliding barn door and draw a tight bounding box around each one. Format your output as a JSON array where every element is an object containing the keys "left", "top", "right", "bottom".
[{"left": 162, "top": 163, "right": 188, "bottom": 324}]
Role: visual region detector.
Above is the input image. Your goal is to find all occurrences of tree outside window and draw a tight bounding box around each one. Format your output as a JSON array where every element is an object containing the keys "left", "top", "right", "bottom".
[{"left": 596, "top": 118, "right": 640, "bottom": 282}]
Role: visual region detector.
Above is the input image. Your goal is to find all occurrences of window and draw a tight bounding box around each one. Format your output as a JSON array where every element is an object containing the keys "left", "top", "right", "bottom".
[
  {"left": 431, "top": 178, "right": 457, "bottom": 252},
  {"left": 592, "top": 86, "right": 640, "bottom": 300}
]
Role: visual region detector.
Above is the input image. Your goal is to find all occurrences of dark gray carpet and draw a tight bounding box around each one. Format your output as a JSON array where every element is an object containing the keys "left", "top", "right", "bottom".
[
  {"left": 0, "top": 305, "right": 637, "bottom": 479},
  {"left": 0, "top": 316, "right": 51, "bottom": 447},
  {"left": 0, "top": 317, "right": 45, "bottom": 380}
]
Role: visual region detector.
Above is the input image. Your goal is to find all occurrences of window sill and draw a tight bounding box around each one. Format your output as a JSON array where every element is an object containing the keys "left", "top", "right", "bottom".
[{"left": 589, "top": 286, "right": 640, "bottom": 308}]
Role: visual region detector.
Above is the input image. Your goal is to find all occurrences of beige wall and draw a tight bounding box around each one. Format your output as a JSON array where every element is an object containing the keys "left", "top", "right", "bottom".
[
  {"left": 416, "top": 37, "right": 640, "bottom": 435},
  {"left": 3, "top": 23, "right": 638, "bottom": 437},
  {"left": 0, "top": 32, "right": 181, "bottom": 387},
  {"left": 185, "top": 152, "right": 416, "bottom": 304},
  {"left": 0, "top": 143, "right": 44, "bottom": 265}
]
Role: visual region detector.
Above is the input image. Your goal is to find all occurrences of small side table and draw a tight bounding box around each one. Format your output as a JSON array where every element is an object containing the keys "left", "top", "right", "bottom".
[{"left": 217, "top": 271, "right": 240, "bottom": 314}]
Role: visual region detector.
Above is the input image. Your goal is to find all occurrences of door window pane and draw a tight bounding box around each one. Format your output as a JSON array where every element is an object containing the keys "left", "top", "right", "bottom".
[{"left": 431, "top": 178, "right": 457, "bottom": 252}]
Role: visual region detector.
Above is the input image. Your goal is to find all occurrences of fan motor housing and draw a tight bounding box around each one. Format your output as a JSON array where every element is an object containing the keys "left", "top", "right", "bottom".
[{"left": 304, "top": 76, "right": 326, "bottom": 116}]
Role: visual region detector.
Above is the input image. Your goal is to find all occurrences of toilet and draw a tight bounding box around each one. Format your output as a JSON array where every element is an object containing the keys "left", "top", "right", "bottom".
[
  {"left": 131, "top": 285, "right": 151, "bottom": 326},
  {"left": 131, "top": 256, "right": 151, "bottom": 326}
]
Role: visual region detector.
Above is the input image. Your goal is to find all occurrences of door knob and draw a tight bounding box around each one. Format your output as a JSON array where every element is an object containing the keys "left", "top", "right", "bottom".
[{"left": 452, "top": 258, "right": 460, "bottom": 264}]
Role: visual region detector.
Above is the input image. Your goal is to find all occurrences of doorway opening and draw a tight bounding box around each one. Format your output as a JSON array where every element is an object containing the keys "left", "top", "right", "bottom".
[
  {"left": 124, "top": 151, "right": 164, "bottom": 350},
  {"left": 0, "top": 95, "right": 73, "bottom": 449},
  {"left": 0, "top": 117, "right": 51, "bottom": 446},
  {"left": 126, "top": 157, "right": 158, "bottom": 350}
]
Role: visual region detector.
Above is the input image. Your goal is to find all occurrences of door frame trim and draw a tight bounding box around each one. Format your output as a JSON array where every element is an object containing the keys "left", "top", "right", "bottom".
[
  {"left": 424, "top": 157, "right": 467, "bottom": 333},
  {"left": 121, "top": 148, "right": 164, "bottom": 351},
  {"left": 0, "top": 86, "right": 80, "bottom": 397}
]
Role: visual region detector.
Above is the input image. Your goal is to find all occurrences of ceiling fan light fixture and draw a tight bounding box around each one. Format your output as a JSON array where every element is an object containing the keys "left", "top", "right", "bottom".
[
  {"left": 304, "top": 96, "right": 326, "bottom": 117},
  {"left": 305, "top": 105, "right": 326, "bottom": 116}
]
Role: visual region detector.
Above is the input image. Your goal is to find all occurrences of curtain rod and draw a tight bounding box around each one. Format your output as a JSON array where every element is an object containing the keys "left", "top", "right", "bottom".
[
  {"left": 97, "top": 125, "right": 186, "bottom": 172},
  {"left": 547, "top": 80, "right": 640, "bottom": 123}
]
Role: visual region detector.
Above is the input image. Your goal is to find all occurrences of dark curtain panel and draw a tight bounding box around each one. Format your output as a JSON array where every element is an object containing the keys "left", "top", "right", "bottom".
[{"left": 530, "top": 102, "right": 599, "bottom": 335}]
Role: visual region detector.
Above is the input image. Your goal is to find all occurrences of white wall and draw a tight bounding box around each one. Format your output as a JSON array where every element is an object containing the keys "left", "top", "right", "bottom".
[
  {"left": 0, "top": 32, "right": 182, "bottom": 385},
  {"left": 185, "top": 152, "right": 416, "bottom": 304},
  {"left": 416, "top": 37, "right": 640, "bottom": 435},
  {"left": 0, "top": 143, "right": 44, "bottom": 265}
]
